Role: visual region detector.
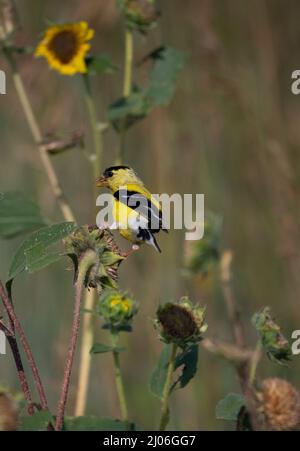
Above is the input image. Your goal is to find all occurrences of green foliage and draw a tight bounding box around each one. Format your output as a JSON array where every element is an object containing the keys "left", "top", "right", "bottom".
[
  {"left": 252, "top": 307, "right": 292, "bottom": 364},
  {"left": 106, "top": 46, "right": 185, "bottom": 131},
  {"left": 90, "top": 343, "right": 125, "bottom": 354},
  {"left": 19, "top": 411, "right": 54, "bottom": 431},
  {"left": 86, "top": 53, "right": 118, "bottom": 76},
  {"left": 0, "top": 192, "right": 47, "bottom": 239},
  {"left": 8, "top": 222, "right": 76, "bottom": 281},
  {"left": 149, "top": 344, "right": 172, "bottom": 400},
  {"left": 146, "top": 47, "right": 186, "bottom": 106},
  {"left": 216, "top": 393, "right": 245, "bottom": 421},
  {"left": 172, "top": 345, "right": 198, "bottom": 391},
  {"left": 183, "top": 213, "right": 222, "bottom": 276},
  {"left": 63, "top": 416, "right": 134, "bottom": 431}
]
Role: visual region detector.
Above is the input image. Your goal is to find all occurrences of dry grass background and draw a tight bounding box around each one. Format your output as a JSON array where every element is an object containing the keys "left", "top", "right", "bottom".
[{"left": 1, "top": 0, "right": 300, "bottom": 430}]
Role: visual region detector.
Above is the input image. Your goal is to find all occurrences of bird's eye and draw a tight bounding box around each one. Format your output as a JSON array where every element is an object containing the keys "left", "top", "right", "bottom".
[{"left": 104, "top": 169, "right": 113, "bottom": 178}]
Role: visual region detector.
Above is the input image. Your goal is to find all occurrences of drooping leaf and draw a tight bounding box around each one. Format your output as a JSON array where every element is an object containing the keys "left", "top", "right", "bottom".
[
  {"left": 63, "top": 416, "right": 135, "bottom": 431},
  {"left": 106, "top": 46, "right": 185, "bottom": 131},
  {"left": 19, "top": 411, "right": 54, "bottom": 431},
  {"left": 106, "top": 89, "right": 150, "bottom": 131},
  {"left": 8, "top": 222, "right": 76, "bottom": 281},
  {"left": 149, "top": 344, "right": 172, "bottom": 400},
  {"left": 216, "top": 393, "right": 245, "bottom": 421},
  {"left": 86, "top": 53, "right": 118, "bottom": 75},
  {"left": 90, "top": 343, "right": 125, "bottom": 354},
  {"left": 0, "top": 192, "right": 47, "bottom": 239},
  {"left": 172, "top": 344, "right": 198, "bottom": 391},
  {"left": 146, "top": 47, "right": 186, "bottom": 106}
]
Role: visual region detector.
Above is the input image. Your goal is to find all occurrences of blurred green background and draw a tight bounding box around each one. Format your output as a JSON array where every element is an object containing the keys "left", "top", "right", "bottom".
[{"left": 1, "top": 0, "right": 300, "bottom": 431}]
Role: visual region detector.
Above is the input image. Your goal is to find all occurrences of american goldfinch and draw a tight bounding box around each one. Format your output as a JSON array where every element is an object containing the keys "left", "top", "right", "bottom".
[{"left": 96, "top": 165, "right": 167, "bottom": 252}]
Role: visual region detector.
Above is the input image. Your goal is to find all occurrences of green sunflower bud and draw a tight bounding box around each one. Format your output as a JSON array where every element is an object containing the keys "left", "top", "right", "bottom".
[
  {"left": 64, "top": 226, "right": 124, "bottom": 292},
  {"left": 252, "top": 307, "right": 292, "bottom": 364},
  {"left": 155, "top": 296, "right": 207, "bottom": 348},
  {"left": 118, "top": 0, "right": 159, "bottom": 33},
  {"left": 98, "top": 289, "right": 138, "bottom": 330}
]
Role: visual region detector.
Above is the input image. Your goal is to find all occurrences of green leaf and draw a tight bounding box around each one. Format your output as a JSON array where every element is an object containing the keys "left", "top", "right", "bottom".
[
  {"left": 216, "top": 393, "right": 245, "bottom": 421},
  {"left": 146, "top": 47, "right": 186, "bottom": 106},
  {"left": 90, "top": 343, "right": 125, "bottom": 354},
  {"left": 19, "top": 411, "right": 54, "bottom": 431},
  {"left": 86, "top": 53, "right": 118, "bottom": 75},
  {"left": 0, "top": 192, "right": 47, "bottom": 239},
  {"left": 106, "top": 89, "right": 150, "bottom": 131},
  {"left": 106, "top": 47, "right": 185, "bottom": 132},
  {"left": 149, "top": 344, "right": 172, "bottom": 400},
  {"left": 172, "top": 345, "right": 198, "bottom": 391},
  {"left": 63, "top": 416, "right": 134, "bottom": 431},
  {"left": 8, "top": 222, "right": 76, "bottom": 280}
]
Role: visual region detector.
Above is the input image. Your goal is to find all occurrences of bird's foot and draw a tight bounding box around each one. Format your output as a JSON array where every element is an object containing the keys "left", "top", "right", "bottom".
[{"left": 121, "top": 244, "right": 140, "bottom": 258}]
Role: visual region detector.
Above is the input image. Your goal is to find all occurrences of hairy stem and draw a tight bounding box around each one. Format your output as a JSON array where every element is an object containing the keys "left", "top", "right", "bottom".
[
  {"left": 0, "top": 321, "right": 34, "bottom": 415},
  {"left": 116, "top": 29, "right": 133, "bottom": 165},
  {"left": 111, "top": 330, "right": 129, "bottom": 424},
  {"left": 55, "top": 250, "right": 97, "bottom": 431},
  {"left": 4, "top": 50, "right": 75, "bottom": 222},
  {"left": 0, "top": 281, "right": 48, "bottom": 411},
  {"left": 159, "top": 344, "right": 177, "bottom": 431}
]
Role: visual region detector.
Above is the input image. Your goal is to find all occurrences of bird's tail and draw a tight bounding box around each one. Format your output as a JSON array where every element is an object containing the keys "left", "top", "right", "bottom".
[{"left": 148, "top": 231, "right": 161, "bottom": 253}]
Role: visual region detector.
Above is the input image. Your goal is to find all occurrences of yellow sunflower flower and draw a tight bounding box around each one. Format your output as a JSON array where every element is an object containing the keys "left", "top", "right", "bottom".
[{"left": 35, "top": 22, "right": 94, "bottom": 76}]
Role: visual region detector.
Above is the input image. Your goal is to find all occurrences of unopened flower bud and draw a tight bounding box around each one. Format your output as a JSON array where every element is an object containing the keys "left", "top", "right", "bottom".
[{"left": 98, "top": 289, "right": 138, "bottom": 329}]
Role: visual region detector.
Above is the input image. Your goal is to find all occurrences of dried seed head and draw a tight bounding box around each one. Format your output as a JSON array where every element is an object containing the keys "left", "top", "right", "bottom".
[
  {"left": 119, "top": 0, "right": 159, "bottom": 33},
  {"left": 155, "top": 297, "right": 207, "bottom": 348},
  {"left": 259, "top": 378, "right": 300, "bottom": 431},
  {"left": 0, "top": 392, "right": 18, "bottom": 431}
]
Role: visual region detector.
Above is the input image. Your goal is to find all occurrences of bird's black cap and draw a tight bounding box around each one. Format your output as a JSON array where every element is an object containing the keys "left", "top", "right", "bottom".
[{"left": 103, "top": 166, "right": 130, "bottom": 178}]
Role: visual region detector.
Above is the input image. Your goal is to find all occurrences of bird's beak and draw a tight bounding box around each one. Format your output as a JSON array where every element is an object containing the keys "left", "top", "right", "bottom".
[{"left": 96, "top": 176, "right": 108, "bottom": 187}]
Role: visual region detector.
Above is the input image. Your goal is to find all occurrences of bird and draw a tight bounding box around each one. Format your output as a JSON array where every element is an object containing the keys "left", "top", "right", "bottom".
[{"left": 96, "top": 165, "right": 167, "bottom": 253}]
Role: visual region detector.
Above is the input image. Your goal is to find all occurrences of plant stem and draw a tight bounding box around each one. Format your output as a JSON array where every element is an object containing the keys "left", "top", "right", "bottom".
[
  {"left": 73, "top": 75, "right": 104, "bottom": 416},
  {"left": 82, "top": 74, "right": 103, "bottom": 179},
  {"left": 116, "top": 29, "right": 133, "bottom": 165},
  {"left": 0, "top": 320, "right": 34, "bottom": 415},
  {"left": 74, "top": 289, "right": 96, "bottom": 416},
  {"left": 4, "top": 50, "right": 75, "bottom": 222},
  {"left": 55, "top": 250, "right": 98, "bottom": 431},
  {"left": 159, "top": 344, "right": 177, "bottom": 431},
  {"left": 111, "top": 330, "right": 128, "bottom": 424},
  {"left": 249, "top": 341, "right": 262, "bottom": 385},
  {"left": 220, "top": 251, "right": 262, "bottom": 430},
  {"left": 0, "top": 281, "right": 48, "bottom": 411}
]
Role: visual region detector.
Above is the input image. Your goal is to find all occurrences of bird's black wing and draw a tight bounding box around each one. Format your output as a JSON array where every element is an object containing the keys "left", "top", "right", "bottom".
[{"left": 114, "top": 189, "right": 167, "bottom": 232}]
